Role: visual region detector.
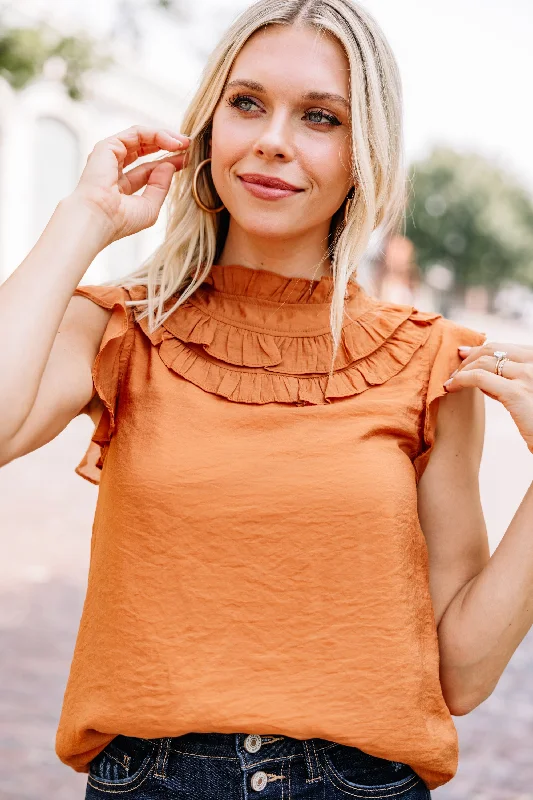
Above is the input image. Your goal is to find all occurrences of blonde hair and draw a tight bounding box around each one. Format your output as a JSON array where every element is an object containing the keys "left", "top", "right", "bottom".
[{"left": 106, "top": 0, "right": 406, "bottom": 381}]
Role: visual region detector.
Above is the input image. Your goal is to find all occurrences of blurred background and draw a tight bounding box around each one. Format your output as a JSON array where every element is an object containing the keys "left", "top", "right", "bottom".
[{"left": 0, "top": 0, "right": 532, "bottom": 797}]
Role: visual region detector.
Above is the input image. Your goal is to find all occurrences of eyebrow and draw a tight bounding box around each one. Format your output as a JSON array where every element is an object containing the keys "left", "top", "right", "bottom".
[{"left": 224, "top": 79, "right": 349, "bottom": 111}]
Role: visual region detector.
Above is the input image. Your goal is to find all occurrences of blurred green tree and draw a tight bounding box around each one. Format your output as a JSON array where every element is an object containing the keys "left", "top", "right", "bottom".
[
  {"left": 0, "top": 20, "right": 112, "bottom": 100},
  {"left": 406, "top": 147, "right": 533, "bottom": 306}
]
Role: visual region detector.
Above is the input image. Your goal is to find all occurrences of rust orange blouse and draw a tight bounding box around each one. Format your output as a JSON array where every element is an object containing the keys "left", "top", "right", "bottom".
[{"left": 55, "top": 263, "right": 486, "bottom": 790}]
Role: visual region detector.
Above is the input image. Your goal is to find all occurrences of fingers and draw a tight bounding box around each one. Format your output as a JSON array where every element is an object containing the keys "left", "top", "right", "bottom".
[
  {"left": 122, "top": 138, "right": 191, "bottom": 169},
  {"left": 450, "top": 341, "right": 533, "bottom": 446},
  {"left": 457, "top": 354, "right": 526, "bottom": 378},
  {"left": 140, "top": 161, "right": 179, "bottom": 213},
  {"left": 444, "top": 350, "right": 533, "bottom": 403},
  {"left": 112, "top": 125, "right": 191, "bottom": 154},
  {"left": 90, "top": 126, "right": 190, "bottom": 174},
  {"left": 443, "top": 367, "right": 510, "bottom": 401},
  {"left": 120, "top": 151, "right": 190, "bottom": 195},
  {"left": 458, "top": 341, "right": 533, "bottom": 368},
  {"left": 123, "top": 146, "right": 166, "bottom": 169}
]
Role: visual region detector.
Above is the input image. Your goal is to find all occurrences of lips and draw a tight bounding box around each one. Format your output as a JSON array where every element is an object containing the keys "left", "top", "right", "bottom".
[{"left": 238, "top": 173, "right": 304, "bottom": 191}]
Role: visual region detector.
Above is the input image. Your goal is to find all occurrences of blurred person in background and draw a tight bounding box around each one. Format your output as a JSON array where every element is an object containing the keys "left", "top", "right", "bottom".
[
  {"left": 375, "top": 234, "right": 419, "bottom": 305},
  {"left": 2, "top": 1, "right": 533, "bottom": 798},
  {"left": 374, "top": 233, "right": 436, "bottom": 310}
]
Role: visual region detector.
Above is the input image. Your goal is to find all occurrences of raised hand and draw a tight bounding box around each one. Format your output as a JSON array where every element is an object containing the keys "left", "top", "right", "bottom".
[{"left": 71, "top": 124, "right": 191, "bottom": 246}]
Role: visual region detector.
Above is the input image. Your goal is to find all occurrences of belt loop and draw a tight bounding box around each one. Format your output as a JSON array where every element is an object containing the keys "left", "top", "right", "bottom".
[
  {"left": 302, "top": 739, "right": 323, "bottom": 783},
  {"left": 153, "top": 737, "right": 171, "bottom": 778}
]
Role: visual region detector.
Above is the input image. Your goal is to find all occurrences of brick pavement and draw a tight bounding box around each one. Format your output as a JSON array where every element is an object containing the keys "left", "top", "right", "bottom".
[
  {"left": 0, "top": 580, "right": 88, "bottom": 799},
  {"left": 1, "top": 311, "right": 532, "bottom": 799}
]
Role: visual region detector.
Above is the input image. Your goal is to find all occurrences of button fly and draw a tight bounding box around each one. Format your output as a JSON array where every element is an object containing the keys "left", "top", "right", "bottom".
[
  {"left": 250, "top": 770, "right": 268, "bottom": 791},
  {"left": 244, "top": 734, "right": 262, "bottom": 753}
]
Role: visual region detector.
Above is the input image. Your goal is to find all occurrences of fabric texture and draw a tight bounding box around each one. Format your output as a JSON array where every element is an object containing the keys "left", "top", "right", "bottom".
[{"left": 55, "top": 264, "right": 486, "bottom": 790}]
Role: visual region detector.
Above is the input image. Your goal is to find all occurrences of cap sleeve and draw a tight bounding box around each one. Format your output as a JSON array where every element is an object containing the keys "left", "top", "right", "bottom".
[
  {"left": 73, "top": 284, "right": 135, "bottom": 485},
  {"left": 413, "top": 316, "right": 487, "bottom": 482}
]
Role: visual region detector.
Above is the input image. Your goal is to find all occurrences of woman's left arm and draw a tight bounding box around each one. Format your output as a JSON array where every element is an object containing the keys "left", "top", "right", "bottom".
[{"left": 417, "top": 340, "right": 533, "bottom": 717}]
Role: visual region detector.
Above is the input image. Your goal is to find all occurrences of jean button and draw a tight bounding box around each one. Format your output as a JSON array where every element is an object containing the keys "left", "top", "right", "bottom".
[
  {"left": 244, "top": 734, "right": 262, "bottom": 753},
  {"left": 250, "top": 770, "right": 268, "bottom": 790}
]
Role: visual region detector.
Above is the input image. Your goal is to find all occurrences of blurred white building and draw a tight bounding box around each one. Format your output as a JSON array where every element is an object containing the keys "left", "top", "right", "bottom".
[{"left": 0, "top": 0, "right": 219, "bottom": 284}]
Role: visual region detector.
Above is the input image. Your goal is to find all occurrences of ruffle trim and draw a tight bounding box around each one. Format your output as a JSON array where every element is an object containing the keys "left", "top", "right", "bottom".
[
  {"left": 132, "top": 300, "right": 443, "bottom": 406},
  {"left": 127, "top": 281, "right": 445, "bottom": 404},
  {"left": 157, "top": 299, "right": 423, "bottom": 374},
  {"left": 72, "top": 284, "right": 134, "bottom": 484},
  {"left": 412, "top": 318, "right": 487, "bottom": 482},
  {"left": 72, "top": 277, "right": 487, "bottom": 489}
]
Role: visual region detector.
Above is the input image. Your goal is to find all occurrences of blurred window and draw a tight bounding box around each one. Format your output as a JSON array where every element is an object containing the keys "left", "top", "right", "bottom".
[{"left": 32, "top": 116, "right": 80, "bottom": 240}]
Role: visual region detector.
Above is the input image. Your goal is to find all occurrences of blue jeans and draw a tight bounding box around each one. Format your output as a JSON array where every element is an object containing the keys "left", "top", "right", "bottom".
[{"left": 85, "top": 732, "right": 431, "bottom": 798}]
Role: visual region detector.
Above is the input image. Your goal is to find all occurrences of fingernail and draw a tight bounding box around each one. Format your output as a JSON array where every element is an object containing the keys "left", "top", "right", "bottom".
[
  {"left": 443, "top": 378, "right": 453, "bottom": 387},
  {"left": 458, "top": 345, "right": 471, "bottom": 352},
  {"left": 450, "top": 369, "right": 458, "bottom": 378}
]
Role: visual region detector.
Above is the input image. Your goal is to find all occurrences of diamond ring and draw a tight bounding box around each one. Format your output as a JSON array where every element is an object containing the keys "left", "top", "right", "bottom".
[{"left": 493, "top": 350, "right": 508, "bottom": 375}]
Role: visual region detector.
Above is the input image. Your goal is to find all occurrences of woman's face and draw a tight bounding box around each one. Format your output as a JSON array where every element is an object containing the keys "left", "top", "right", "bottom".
[{"left": 209, "top": 24, "right": 353, "bottom": 240}]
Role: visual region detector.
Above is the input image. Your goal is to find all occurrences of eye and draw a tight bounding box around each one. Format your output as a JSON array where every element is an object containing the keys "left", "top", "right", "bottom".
[
  {"left": 226, "top": 93, "right": 342, "bottom": 128},
  {"left": 227, "top": 94, "right": 261, "bottom": 113},
  {"left": 305, "top": 109, "right": 342, "bottom": 127}
]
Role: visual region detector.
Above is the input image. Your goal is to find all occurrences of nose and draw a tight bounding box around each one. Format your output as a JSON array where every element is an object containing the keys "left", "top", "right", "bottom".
[{"left": 251, "top": 110, "right": 295, "bottom": 161}]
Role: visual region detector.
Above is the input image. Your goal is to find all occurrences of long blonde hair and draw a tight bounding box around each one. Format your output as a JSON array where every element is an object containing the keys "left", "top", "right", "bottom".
[{"left": 106, "top": 0, "right": 406, "bottom": 381}]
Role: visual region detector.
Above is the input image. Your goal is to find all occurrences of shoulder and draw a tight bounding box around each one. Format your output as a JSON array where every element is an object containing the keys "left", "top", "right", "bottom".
[
  {"left": 65, "top": 283, "right": 135, "bottom": 369},
  {"left": 72, "top": 283, "right": 133, "bottom": 314},
  {"left": 407, "top": 309, "right": 487, "bottom": 382},
  {"left": 430, "top": 316, "right": 487, "bottom": 455},
  {"left": 410, "top": 310, "right": 486, "bottom": 482},
  {"left": 366, "top": 301, "right": 487, "bottom": 386},
  {"left": 61, "top": 289, "right": 118, "bottom": 362},
  {"left": 434, "top": 313, "right": 485, "bottom": 342},
  {"left": 69, "top": 283, "right": 137, "bottom": 401}
]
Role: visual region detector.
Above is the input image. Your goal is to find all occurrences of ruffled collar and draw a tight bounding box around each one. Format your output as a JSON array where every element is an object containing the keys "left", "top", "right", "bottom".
[
  {"left": 201, "top": 262, "right": 363, "bottom": 304},
  {"left": 127, "top": 263, "right": 441, "bottom": 405}
]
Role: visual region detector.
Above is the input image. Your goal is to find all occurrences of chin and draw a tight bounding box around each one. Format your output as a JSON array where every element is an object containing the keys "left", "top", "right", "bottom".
[
  {"left": 246, "top": 220, "right": 301, "bottom": 238},
  {"left": 230, "top": 209, "right": 304, "bottom": 238}
]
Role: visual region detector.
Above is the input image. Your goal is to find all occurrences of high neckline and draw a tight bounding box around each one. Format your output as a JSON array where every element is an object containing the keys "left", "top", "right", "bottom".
[
  {"left": 200, "top": 263, "right": 363, "bottom": 305},
  {"left": 124, "top": 267, "right": 442, "bottom": 405}
]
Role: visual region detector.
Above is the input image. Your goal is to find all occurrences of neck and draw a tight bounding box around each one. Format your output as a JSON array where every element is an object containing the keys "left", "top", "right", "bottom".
[{"left": 218, "top": 217, "right": 333, "bottom": 280}]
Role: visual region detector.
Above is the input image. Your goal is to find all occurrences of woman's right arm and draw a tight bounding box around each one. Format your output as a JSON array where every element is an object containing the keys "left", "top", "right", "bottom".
[{"left": 0, "top": 124, "right": 190, "bottom": 467}]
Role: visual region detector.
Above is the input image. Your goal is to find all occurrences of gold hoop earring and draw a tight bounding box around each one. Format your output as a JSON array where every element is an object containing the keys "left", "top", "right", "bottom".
[{"left": 191, "top": 158, "right": 225, "bottom": 214}]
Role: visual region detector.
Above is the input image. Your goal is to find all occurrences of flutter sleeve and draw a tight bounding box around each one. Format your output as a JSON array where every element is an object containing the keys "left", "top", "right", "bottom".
[
  {"left": 72, "top": 284, "right": 135, "bottom": 485},
  {"left": 412, "top": 315, "right": 487, "bottom": 482}
]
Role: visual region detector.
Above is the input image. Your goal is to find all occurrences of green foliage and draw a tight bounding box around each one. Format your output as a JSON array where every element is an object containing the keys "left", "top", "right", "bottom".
[
  {"left": 406, "top": 147, "right": 533, "bottom": 291},
  {"left": 0, "top": 26, "right": 49, "bottom": 90},
  {"left": 52, "top": 34, "right": 113, "bottom": 101},
  {"left": 0, "top": 21, "right": 112, "bottom": 100}
]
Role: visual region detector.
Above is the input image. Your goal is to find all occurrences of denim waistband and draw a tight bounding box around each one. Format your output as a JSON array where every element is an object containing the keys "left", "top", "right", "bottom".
[
  {"left": 144, "top": 732, "right": 338, "bottom": 761},
  {"left": 141, "top": 731, "right": 341, "bottom": 783},
  {"left": 112, "top": 732, "right": 417, "bottom": 788}
]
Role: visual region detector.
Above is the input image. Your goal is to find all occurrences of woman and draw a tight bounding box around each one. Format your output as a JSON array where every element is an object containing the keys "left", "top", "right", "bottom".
[{"left": 1, "top": 1, "right": 533, "bottom": 798}]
